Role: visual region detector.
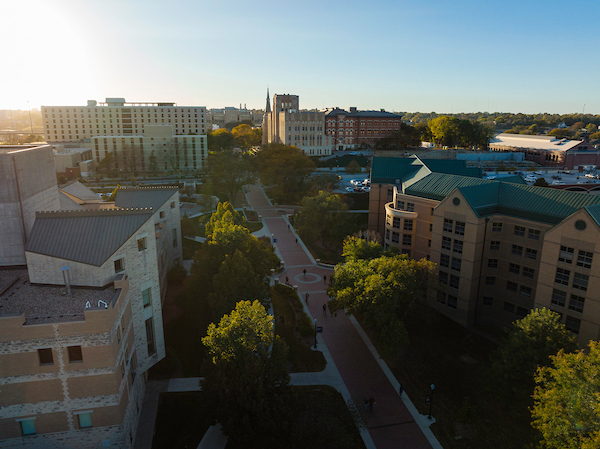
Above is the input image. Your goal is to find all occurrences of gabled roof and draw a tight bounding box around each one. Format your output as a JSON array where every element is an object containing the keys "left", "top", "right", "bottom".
[
  {"left": 26, "top": 209, "right": 154, "bottom": 266},
  {"left": 585, "top": 204, "right": 600, "bottom": 228},
  {"left": 61, "top": 180, "right": 102, "bottom": 202},
  {"left": 371, "top": 156, "right": 482, "bottom": 184},
  {"left": 115, "top": 186, "right": 178, "bottom": 211},
  {"left": 58, "top": 191, "right": 85, "bottom": 210},
  {"left": 406, "top": 173, "right": 494, "bottom": 201}
]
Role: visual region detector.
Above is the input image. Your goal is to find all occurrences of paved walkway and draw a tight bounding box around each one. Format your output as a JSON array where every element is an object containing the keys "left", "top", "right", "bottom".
[{"left": 244, "top": 184, "right": 442, "bottom": 449}]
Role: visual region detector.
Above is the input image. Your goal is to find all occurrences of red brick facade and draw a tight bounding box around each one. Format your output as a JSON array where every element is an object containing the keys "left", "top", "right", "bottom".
[{"left": 324, "top": 108, "right": 402, "bottom": 150}]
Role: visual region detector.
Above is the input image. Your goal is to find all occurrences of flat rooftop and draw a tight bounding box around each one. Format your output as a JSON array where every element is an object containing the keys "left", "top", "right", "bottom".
[{"left": 0, "top": 269, "right": 116, "bottom": 325}]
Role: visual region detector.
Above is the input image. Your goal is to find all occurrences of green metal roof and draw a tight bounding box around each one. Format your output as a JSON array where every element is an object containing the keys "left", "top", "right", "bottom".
[
  {"left": 496, "top": 175, "right": 526, "bottom": 185},
  {"left": 405, "top": 173, "right": 495, "bottom": 201},
  {"left": 585, "top": 205, "right": 600, "bottom": 228},
  {"left": 371, "top": 156, "right": 482, "bottom": 184},
  {"left": 420, "top": 159, "right": 482, "bottom": 178}
]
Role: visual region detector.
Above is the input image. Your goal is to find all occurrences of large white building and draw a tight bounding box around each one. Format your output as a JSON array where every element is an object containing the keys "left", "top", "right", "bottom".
[{"left": 41, "top": 98, "right": 207, "bottom": 144}]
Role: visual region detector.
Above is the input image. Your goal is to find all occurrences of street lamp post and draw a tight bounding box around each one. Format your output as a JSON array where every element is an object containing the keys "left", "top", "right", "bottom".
[
  {"left": 313, "top": 319, "right": 318, "bottom": 348},
  {"left": 427, "top": 384, "right": 435, "bottom": 420}
]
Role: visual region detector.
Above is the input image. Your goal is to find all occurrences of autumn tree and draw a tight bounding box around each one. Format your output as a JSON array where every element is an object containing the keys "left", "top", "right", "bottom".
[
  {"left": 208, "top": 129, "right": 235, "bottom": 151},
  {"left": 232, "top": 124, "right": 261, "bottom": 150},
  {"left": 345, "top": 159, "right": 361, "bottom": 174},
  {"left": 342, "top": 235, "right": 384, "bottom": 261}
]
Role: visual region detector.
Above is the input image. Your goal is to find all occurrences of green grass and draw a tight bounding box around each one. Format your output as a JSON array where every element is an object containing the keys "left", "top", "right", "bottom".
[
  {"left": 271, "top": 284, "right": 326, "bottom": 372},
  {"left": 246, "top": 222, "right": 263, "bottom": 233}
]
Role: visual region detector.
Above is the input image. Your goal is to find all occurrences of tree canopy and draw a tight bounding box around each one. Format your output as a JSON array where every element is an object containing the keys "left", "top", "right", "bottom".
[
  {"left": 202, "top": 151, "right": 255, "bottom": 204},
  {"left": 295, "top": 191, "right": 352, "bottom": 246},
  {"left": 231, "top": 124, "right": 261, "bottom": 150},
  {"left": 532, "top": 341, "right": 600, "bottom": 449},
  {"left": 375, "top": 124, "right": 421, "bottom": 150}
]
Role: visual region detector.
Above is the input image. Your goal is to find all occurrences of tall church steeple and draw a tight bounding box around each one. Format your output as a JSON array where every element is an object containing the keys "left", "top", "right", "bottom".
[
  {"left": 262, "top": 88, "right": 271, "bottom": 146},
  {"left": 265, "top": 88, "right": 271, "bottom": 113}
]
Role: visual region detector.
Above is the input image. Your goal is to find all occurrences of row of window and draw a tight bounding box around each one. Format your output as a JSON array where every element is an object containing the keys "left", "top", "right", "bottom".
[
  {"left": 386, "top": 230, "right": 412, "bottom": 246},
  {"left": 442, "top": 237, "right": 463, "bottom": 254},
  {"left": 551, "top": 289, "right": 586, "bottom": 313},
  {"left": 17, "top": 412, "right": 93, "bottom": 436},
  {"left": 487, "top": 259, "right": 535, "bottom": 278},
  {"left": 439, "top": 271, "right": 460, "bottom": 289},
  {"left": 437, "top": 291, "right": 458, "bottom": 309},
  {"left": 558, "top": 246, "right": 593, "bottom": 269},
  {"left": 555, "top": 269, "right": 589, "bottom": 291},
  {"left": 391, "top": 217, "right": 413, "bottom": 231},
  {"left": 440, "top": 254, "right": 461, "bottom": 272},
  {"left": 443, "top": 219, "right": 465, "bottom": 236},
  {"left": 38, "top": 346, "right": 82, "bottom": 365}
]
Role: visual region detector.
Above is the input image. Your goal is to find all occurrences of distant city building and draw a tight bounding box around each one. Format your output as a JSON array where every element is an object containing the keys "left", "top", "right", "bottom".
[
  {"left": 261, "top": 91, "right": 331, "bottom": 156},
  {"left": 324, "top": 107, "right": 402, "bottom": 150},
  {"left": 489, "top": 133, "right": 598, "bottom": 170},
  {"left": 208, "top": 106, "right": 263, "bottom": 128},
  {"left": 91, "top": 125, "right": 208, "bottom": 173},
  {"left": 41, "top": 98, "right": 207, "bottom": 144},
  {"left": 52, "top": 145, "right": 94, "bottom": 178}
]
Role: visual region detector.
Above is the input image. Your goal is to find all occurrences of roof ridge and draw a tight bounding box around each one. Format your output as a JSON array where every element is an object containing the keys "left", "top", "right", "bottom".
[
  {"left": 36, "top": 208, "right": 154, "bottom": 218},
  {"left": 119, "top": 185, "right": 179, "bottom": 190}
]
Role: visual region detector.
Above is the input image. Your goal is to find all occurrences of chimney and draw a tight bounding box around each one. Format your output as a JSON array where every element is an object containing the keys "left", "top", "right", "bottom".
[{"left": 61, "top": 266, "right": 72, "bottom": 296}]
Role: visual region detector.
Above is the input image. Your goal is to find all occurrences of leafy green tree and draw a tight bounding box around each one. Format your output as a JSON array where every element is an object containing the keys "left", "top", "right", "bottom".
[
  {"left": 96, "top": 152, "right": 115, "bottom": 174},
  {"left": 205, "top": 201, "right": 246, "bottom": 237},
  {"left": 208, "top": 129, "right": 235, "bottom": 151},
  {"left": 232, "top": 124, "right": 261, "bottom": 150},
  {"left": 295, "top": 191, "right": 351, "bottom": 246},
  {"left": 534, "top": 178, "right": 549, "bottom": 187},
  {"left": 548, "top": 128, "right": 573, "bottom": 139},
  {"left": 532, "top": 341, "right": 600, "bottom": 449},
  {"left": 328, "top": 255, "right": 437, "bottom": 355},
  {"left": 203, "top": 150, "right": 255, "bottom": 205},
  {"left": 201, "top": 300, "right": 291, "bottom": 447},
  {"left": 429, "top": 116, "right": 461, "bottom": 147},
  {"left": 345, "top": 159, "right": 361, "bottom": 174},
  {"left": 148, "top": 151, "right": 158, "bottom": 176},
  {"left": 342, "top": 235, "right": 383, "bottom": 261},
  {"left": 309, "top": 173, "right": 342, "bottom": 193},
  {"left": 492, "top": 308, "right": 576, "bottom": 398}
]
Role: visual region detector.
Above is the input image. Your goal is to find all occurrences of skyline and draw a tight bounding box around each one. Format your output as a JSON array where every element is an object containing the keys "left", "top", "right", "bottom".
[{"left": 4, "top": 0, "right": 600, "bottom": 115}]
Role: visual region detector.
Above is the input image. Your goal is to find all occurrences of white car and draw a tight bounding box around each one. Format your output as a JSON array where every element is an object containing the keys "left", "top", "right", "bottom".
[
  {"left": 534, "top": 171, "right": 545, "bottom": 175},
  {"left": 525, "top": 177, "right": 537, "bottom": 183},
  {"left": 362, "top": 179, "right": 371, "bottom": 186},
  {"left": 350, "top": 179, "right": 362, "bottom": 186},
  {"left": 552, "top": 180, "right": 565, "bottom": 185}
]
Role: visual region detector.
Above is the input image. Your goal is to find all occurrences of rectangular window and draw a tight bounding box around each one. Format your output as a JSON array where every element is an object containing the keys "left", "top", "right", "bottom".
[
  {"left": 396, "top": 200, "right": 404, "bottom": 209},
  {"left": 114, "top": 258, "right": 124, "bottom": 273},
  {"left": 482, "top": 296, "right": 494, "bottom": 306},
  {"left": 428, "top": 239, "right": 431, "bottom": 248},
  {"left": 19, "top": 419, "right": 36, "bottom": 436},
  {"left": 528, "top": 229, "right": 540, "bottom": 240},
  {"left": 514, "top": 226, "right": 525, "bottom": 237},
  {"left": 385, "top": 229, "right": 390, "bottom": 240},
  {"left": 551, "top": 289, "right": 567, "bottom": 307},
  {"left": 503, "top": 302, "right": 515, "bottom": 313},
  {"left": 442, "top": 236, "right": 451, "bottom": 250},
  {"left": 439, "top": 271, "right": 448, "bottom": 284},
  {"left": 485, "top": 276, "right": 496, "bottom": 286},
  {"left": 393, "top": 217, "right": 401, "bottom": 228},
  {"left": 159, "top": 211, "right": 166, "bottom": 219},
  {"left": 170, "top": 201, "right": 176, "bottom": 209},
  {"left": 447, "top": 295, "right": 458, "bottom": 309},
  {"left": 506, "top": 281, "right": 518, "bottom": 292},
  {"left": 78, "top": 412, "right": 93, "bottom": 429},
  {"left": 555, "top": 268, "right": 570, "bottom": 285},
  {"left": 172, "top": 228, "right": 178, "bottom": 247},
  {"left": 525, "top": 248, "right": 538, "bottom": 260},
  {"left": 492, "top": 222, "right": 502, "bottom": 232},
  {"left": 512, "top": 245, "right": 523, "bottom": 256},
  {"left": 142, "top": 287, "right": 152, "bottom": 308},
  {"left": 490, "top": 241, "right": 500, "bottom": 250},
  {"left": 569, "top": 294, "right": 585, "bottom": 313},
  {"left": 488, "top": 258, "right": 498, "bottom": 268},
  {"left": 429, "top": 223, "right": 433, "bottom": 232},
  {"left": 68, "top": 346, "right": 83, "bottom": 363},
  {"left": 573, "top": 273, "right": 589, "bottom": 291},
  {"left": 137, "top": 237, "right": 147, "bottom": 251},
  {"left": 565, "top": 316, "right": 581, "bottom": 334},
  {"left": 440, "top": 254, "right": 450, "bottom": 268},
  {"left": 559, "top": 246, "right": 574, "bottom": 264},
  {"left": 437, "top": 291, "right": 446, "bottom": 304},
  {"left": 577, "top": 250, "right": 593, "bottom": 269},
  {"left": 453, "top": 239, "right": 463, "bottom": 254},
  {"left": 455, "top": 221, "right": 465, "bottom": 236},
  {"left": 406, "top": 203, "right": 415, "bottom": 212},
  {"left": 402, "top": 234, "right": 412, "bottom": 246},
  {"left": 391, "top": 232, "right": 399, "bottom": 243},
  {"left": 522, "top": 267, "right": 535, "bottom": 278},
  {"left": 443, "top": 218, "right": 453, "bottom": 233},
  {"left": 520, "top": 285, "right": 532, "bottom": 297},
  {"left": 509, "top": 263, "right": 520, "bottom": 274},
  {"left": 449, "top": 275, "right": 460, "bottom": 289},
  {"left": 451, "top": 257, "right": 461, "bottom": 272},
  {"left": 516, "top": 307, "right": 529, "bottom": 318},
  {"left": 403, "top": 219, "right": 413, "bottom": 231},
  {"left": 145, "top": 318, "right": 156, "bottom": 355},
  {"left": 38, "top": 348, "right": 53, "bottom": 365}
]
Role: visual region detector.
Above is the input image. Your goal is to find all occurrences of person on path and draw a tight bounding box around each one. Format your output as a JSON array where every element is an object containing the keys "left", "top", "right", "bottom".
[
  {"left": 368, "top": 396, "right": 375, "bottom": 411},
  {"left": 323, "top": 304, "right": 327, "bottom": 315},
  {"left": 303, "top": 269, "right": 307, "bottom": 279},
  {"left": 285, "top": 276, "right": 289, "bottom": 285},
  {"left": 287, "top": 223, "right": 290, "bottom": 230},
  {"left": 305, "top": 292, "right": 309, "bottom": 302},
  {"left": 295, "top": 238, "right": 298, "bottom": 245},
  {"left": 399, "top": 384, "right": 404, "bottom": 397},
  {"left": 323, "top": 275, "right": 327, "bottom": 284},
  {"left": 364, "top": 398, "right": 368, "bottom": 411}
]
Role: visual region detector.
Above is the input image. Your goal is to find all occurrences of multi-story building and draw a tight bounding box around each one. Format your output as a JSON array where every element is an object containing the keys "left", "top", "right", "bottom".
[
  {"left": 369, "top": 156, "right": 600, "bottom": 345},
  {"left": 325, "top": 107, "right": 403, "bottom": 150},
  {"left": 41, "top": 98, "right": 207, "bottom": 144},
  {"left": 52, "top": 145, "right": 94, "bottom": 178},
  {"left": 261, "top": 91, "right": 331, "bottom": 156},
  {"left": 209, "top": 106, "right": 263, "bottom": 128},
  {"left": 91, "top": 125, "right": 208, "bottom": 173}
]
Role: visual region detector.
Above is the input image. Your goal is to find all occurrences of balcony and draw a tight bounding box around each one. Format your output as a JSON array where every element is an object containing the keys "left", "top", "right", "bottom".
[{"left": 385, "top": 202, "right": 418, "bottom": 220}]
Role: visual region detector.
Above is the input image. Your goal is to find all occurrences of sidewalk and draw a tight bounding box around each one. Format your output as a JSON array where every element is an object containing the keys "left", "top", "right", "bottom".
[{"left": 244, "top": 184, "right": 441, "bottom": 449}]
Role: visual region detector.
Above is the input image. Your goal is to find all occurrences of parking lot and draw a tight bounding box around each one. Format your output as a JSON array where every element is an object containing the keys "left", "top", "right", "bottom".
[{"left": 486, "top": 169, "right": 600, "bottom": 187}]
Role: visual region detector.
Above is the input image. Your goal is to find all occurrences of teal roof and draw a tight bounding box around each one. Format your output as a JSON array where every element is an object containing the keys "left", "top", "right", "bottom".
[
  {"left": 584, "top": 204, "right": 600, "bottom": 228},
  {"left": 405, "top": 173, "right": 495, "bottom": 201},
  {"left": 496, "top": 175, "right": 526, "bottom": 185},
  {"left": 371, "top": 157, "right": 482, "bottom": 184},
  {"left": 420, "top": 159, "right": 482, "bottom": 178}
]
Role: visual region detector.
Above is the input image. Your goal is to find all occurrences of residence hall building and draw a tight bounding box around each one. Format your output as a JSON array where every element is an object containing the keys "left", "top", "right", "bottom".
[
  {"left": 41, "top": 98, "right": 207, "bottom": 144},
  {"left": 369, "top": 156, "right": 600, "bottom": 346},
  {"left": 261, "top": 91, "right": 331, "bottom": 156},
  {"left": 91, "top": 125, "right": 208, "bottom": 173},
  {"left": 325, "top": 108, "right": 403, "bottom": 150},
  {"left": 489, "top": 133, "right": 598, "bottom": 170},
  {"left": 0, "top": 208, "right": 166, "bottom": 448}
]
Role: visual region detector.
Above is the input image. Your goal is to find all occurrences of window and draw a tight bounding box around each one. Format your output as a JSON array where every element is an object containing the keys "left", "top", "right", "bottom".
[
  {"left": 506, "top": 281, "right": 518, "bottom": 292},
  {"left": 443, "top": 219, "right": 453, "bottom": 233},
  {"left": 447, "top": 295, "right": 458, "bottom": 309},
  {"left": 577, "top": 250, "right": 593, "bottom": 269},
  {"left": 442, "top": 236, "right": 451, "bottom": 250},
  {"left": 170, "top": 201, "right": 176, "bottom": 209},
  {"left": 509, "top": 263, "right": 520, "bottom": 274},
  {"left": 520, "top": 285, "right": 532, "bottom": 297},
  {"left": 490, "top": 241, "right": 500, "bottom": 250},
  {"left": 573, "top": 273, "right": 589, "bottom": 291},
  {"left": 391, "top": 232, "right": 399, "bottom": 243},
  {"left": 514, "top": 226, "right": 525, "bottom": 237},
  {"left": 565, "top": 316, "right": 581, "bottom": 334},
  {"left": 485, "top": 276, "right": 496, "bottom": 286},
  {"left": 559, "top": 246, "right": 574, "bottom": 264},
  {"left": 403, "top": 219, "right": 413, "bottom": 231},
  {"left": 512, "top": 245, "right": 523, "bottom": 256},
  {"left": 455, "top": 221, "right": 465, "bottom": 236},
  {"left": 385, "top": 229, "right": 390, "bottom": 240},
  {"left": 68, "top": 346, "right": 83, "bottom": 363},
  {"left": 528, "top": 229, "right": 540, "bottom": 240},
  {"left": 551, "top": 289, "right": 567, "bottom": 307},
  {"left": 38, "top": 348, "right": 53, "bottom": 365},
  {"left": 172, "top": 228, "right": 178, "bottom": 247},
  {"left": 393, "top": 217, "right": 401, "bottom": 229},
  {"left": 453, "top": 239, "right": 463, "bottom": 254},
  {"left": 488, "top": 259, "right": 498, "bottom": 268},
  {"left": 437, "top": 291, "right": 446, "bottom": 304},
  {"left": 522, "top": 267, "right": 535, "bottom": 278},
  {"left": 503, "top": 302, "right": 515, "bottom": 313},
  {"left": 516, "top": 307, "right": 529, "bottom": 318},
  {"left": 492, "top": 222, "right": 502, "bottom": 232},
  {"left": 569, "top": 294, "right": 585, "bottom": 313},
  {"left": 117, "top": 326, "right": 122, "bottom": 345},
  {"left": 429, "top": 223, "right": 433, "bottom": 232},
  {"left": 19, "top": 419, "right": 36, "bottom": 436},
  {"left": 440, "top": 254, "right": 449, "bottom": 268},
  {"left": 525, "top": 248, "right": 537, "bottom": 260},
  {"left": 114, "top": 258, "right": 124, "bottom": 273},
  {"left": 159, "top": 211, "right": 166, "bottom": 219},
  {"left": 451, "top": 257, "right": 461, "bottom": 272},
  {"left": 145, "top": 318, "right": 156, "bottom": 355},
  {"left": 142, "top": 287, "right": 152, "bottom": 308},
  {"left": 78, "top": 412, "right": 93, "bottom": 429},
  {"left": 428, "top": 239, "right": 431, "bottom": 248},
  {"left": 439, "top": 271, "right": 448, "bottom": 284},
  {"left": 555, "top": 268, "right": 570, "bottom": 285},
  {"left": 449, "top": 275, "right": 460, "bottom": 289},
  {"left": 482, "top": 296, "right": 493, "bottom": 306},
  {"left": 396, "top": 200, "right": 404, "bottom": 209},
  {"left": 406, "top": 203, "right": 415, "bottom": 212},
  {"left": 137, "top": 237, "right": 147, "bottom": 251}
]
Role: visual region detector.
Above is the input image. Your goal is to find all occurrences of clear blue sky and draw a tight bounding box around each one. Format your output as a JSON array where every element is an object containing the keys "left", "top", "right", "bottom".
[{"left": 4, "top": 0, "right": 600, "bottom": 114}]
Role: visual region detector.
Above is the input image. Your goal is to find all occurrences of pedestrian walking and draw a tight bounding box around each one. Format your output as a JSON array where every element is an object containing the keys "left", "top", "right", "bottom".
[
  {"left": 323, "top": 274, "right": 327, "bottom": 284},
  {"left": 368, "top": 396, "right": 375, "bottom": 411},
  {"left": 303, "top": 269, "right": 307, "bottom": 279},
  {"left": 287, "top": 223, "right": 290, "bottom": 230},
  {"left": 364, "top": 398, "right": 368, "bottom": 411},
  {"left": 305, "top": 292, "right": 309, "bottom": 302},
  {"left": 285, "top": 276, "right": 289, "bottom": 285},
  {"left": 295, "top": 238, "right": 298, "bottom": 245},
  {"left": 323, "top": 304, "right": 327, "bottom": 315},
  {"left": 399, "top": 384, "right": 404, "bottom": 397}
]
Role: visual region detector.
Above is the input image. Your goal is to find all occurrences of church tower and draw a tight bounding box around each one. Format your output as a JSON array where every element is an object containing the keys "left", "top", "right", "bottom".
[{"left": 261, "top": 88, "right": 271, "bottom": 146}]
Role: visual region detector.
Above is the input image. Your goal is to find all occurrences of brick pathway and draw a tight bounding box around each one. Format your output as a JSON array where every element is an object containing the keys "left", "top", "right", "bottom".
[{"left": 244, "top": 185, "right": 439, "bottom": 449}]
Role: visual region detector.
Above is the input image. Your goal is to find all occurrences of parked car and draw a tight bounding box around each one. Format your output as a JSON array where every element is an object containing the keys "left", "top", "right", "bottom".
[
  {"left": 534, "top": 171, "right": 545, "bottom": 175},
  {"left": 552, "top": 180, "right": 565, "bottom": 185}
]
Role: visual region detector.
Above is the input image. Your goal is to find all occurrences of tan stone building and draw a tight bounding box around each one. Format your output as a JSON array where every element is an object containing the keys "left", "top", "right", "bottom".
[{"left": 369, "top": 156, "right": 600, "bottom": 345}]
